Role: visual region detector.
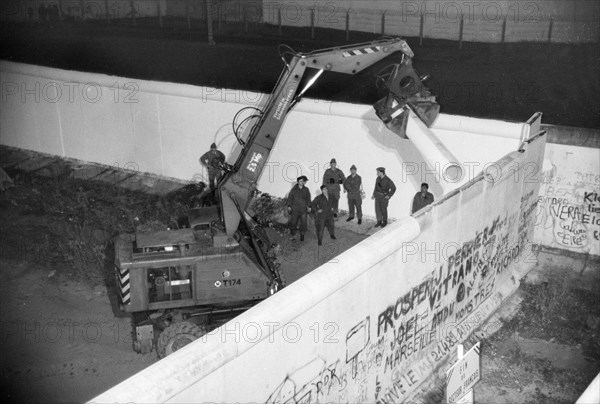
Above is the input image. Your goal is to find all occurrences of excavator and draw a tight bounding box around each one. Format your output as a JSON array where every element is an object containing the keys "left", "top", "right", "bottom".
[{"left": 113, "top": 36, "right": 439, "bottom": 357}]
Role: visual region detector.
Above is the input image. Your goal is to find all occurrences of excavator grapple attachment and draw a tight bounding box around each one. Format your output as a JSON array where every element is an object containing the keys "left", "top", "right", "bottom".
[{"left": 373, "top": 59, "right": 439, "bottom": 138}]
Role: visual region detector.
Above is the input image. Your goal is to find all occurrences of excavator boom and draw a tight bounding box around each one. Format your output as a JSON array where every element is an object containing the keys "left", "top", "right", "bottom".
[{"left": 219, "top": 37, "right": 437, "bottom": 238}]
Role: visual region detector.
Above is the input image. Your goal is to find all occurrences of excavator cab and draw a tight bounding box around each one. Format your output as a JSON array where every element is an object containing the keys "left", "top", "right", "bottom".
[{"left": 114, "top": 206, "right": 279, "bottom": 357}]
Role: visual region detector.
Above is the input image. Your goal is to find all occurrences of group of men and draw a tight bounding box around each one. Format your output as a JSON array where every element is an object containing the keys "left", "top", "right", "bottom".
[
  {"left": 286, "top": 158, "right": 424, "bottom": 246},
  {"left": 200, "top": 144, "right": 435, "bottom": 246},
  {"left": 320, "top": 158, "right": 397, "bottom": 228}
]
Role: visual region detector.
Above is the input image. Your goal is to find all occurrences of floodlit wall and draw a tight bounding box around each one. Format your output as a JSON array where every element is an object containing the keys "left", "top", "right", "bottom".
[
  {"left": 90, "top": 126, "right": 546, "bottom": 403},
  {"left": 1, "top": 61, "right": 597, "bottom": 257},
  {"left": 262, "top": 0, "right": 600, "bottom": 43},
  {"left": 0, "top": 61, "right": 527, "bottom": 220}
]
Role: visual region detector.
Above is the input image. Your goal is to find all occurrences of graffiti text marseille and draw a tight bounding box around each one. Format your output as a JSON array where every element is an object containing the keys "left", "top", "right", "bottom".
[{"left": 377, "top": 216, "right": 505, "bottom": 338}]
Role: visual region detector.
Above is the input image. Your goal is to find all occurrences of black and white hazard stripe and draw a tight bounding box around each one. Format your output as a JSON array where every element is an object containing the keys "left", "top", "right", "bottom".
[
  {"left": 117, "top": 266, "right": 131, "bottom": 305},
  {"left": 342, "top": 46, "right": 381, "bottom": 57}
]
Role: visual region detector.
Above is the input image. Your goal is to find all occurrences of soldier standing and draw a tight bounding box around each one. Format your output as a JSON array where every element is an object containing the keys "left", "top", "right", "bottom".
[
  {"left": 312, "top": 185, "right": 337, "bottom": 246},
  {"left": 199, "top": 142, "right": 226, "bottom": 193},
  {"left": 372, "top": 167, "right": 396, "bottom": 228},
  {"left": 343, "top": 164, "right": 363, "bottom": 224},
  {"left": 287, "top": 176, "right": 311, "bottom": 241},
  {"left": 322, "top": 158, "right": 345, "bottom": 218}
]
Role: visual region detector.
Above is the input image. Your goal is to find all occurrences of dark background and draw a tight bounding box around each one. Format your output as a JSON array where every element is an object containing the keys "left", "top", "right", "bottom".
[{"left": 1, "top": 20, "right": 599, "bottom": 128}]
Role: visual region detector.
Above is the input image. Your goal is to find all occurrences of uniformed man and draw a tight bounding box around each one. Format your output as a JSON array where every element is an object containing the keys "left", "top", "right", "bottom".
[
  {"left": 312, "top": 185, "right": 337, "bottom": 246},
  {"left": 372, "top": 167, "right": 396, "bottom": 227},
  {"left": 287, "top": 176, "right": 311, "bottom": 241},
  {"left": 322, "top": 158, "right": 345, "bottom": 218},
  {"left": 411, "top": 183, "right": 434, "bottom": 214},
  {"left": 343, "top": 164, "right": 363, "bottom": 224},
  {"left": 199, "top": 143, "right": 226, "bottom": 192}
]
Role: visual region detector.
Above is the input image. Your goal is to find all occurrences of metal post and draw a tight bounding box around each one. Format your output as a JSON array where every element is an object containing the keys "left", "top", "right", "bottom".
[
  {"left": 278, "top": 8, "right": 282, "bottom": 36},
  {"left": 207, "top": 0, "right": 215, "bottom": 45},
  {"left": 104, "top": 0, "right": 109, "bottom": 23},
  {"left": 310, "top": 8, "right": 315, "bottom": 39},
  {"left": 547, "top": 17, "right": 553, "bottom": 42},
  {"left": 157, "top": 0, "right": 163, "bottom": 27},
  {"left": 243, "top": 6, "right": 248, "bottom": 32},
  {"left": 458, "top": 14, "right": 464, "bottom": 48},
  {"left": 131, "top": 0, "right": 136, "bottom": 26},
  {"left": 58, "top": 0, "right": 64, "bottom": 21},
  {"left": 345, "top": 10, "right": 349, "bottom": 41},
  {"left": 186, "top": 0, "right": 191, "bottom": 30},
  {"left": 218, "top": 2, "right": 222, "bottom": 33},
  {"left": 80, "top": 0, "right": 85, "bottom": 21},
  {"left": 381, "top": 11, "right": 385, "bottom": 36},
  {"left": 419, "top": 12, "right": 424, "bottom": 45},
  {"left": 501, "top": 15, "right": 507, "bottom": 43}
]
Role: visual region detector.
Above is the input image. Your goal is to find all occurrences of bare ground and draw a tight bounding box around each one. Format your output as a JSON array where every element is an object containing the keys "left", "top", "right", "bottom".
[
  {"left": 0, "top": 168, "right": 598, "bottom": 403},
  {"left": 0, "top": 168, "right": 368, "bottom": 403}
]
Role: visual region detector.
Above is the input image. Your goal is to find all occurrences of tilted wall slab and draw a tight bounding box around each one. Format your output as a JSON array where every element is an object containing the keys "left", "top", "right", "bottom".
[{"left": 90, "top": 121, "right": 547, "bottom": 404}]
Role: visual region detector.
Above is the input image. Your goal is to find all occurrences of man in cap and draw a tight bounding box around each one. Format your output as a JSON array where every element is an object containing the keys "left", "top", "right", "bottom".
[
  {"left": 322, "top": 158, "right": 346, "bottom": 218},
  {"left": 372, "top": 167, "right": 396, "bottom": 227},
  {"left": 287, "top": 175, "right": 311, "bottom": 241},
  {"left": 199, "top": 142, "right": 226, "bottom": 193},
  {"left": 312, "top": 185, "right": 337, "bottom": 246},
  {"left": 411, "top": 183, "right": 434, "bottom": 214},
  {"left": 343, "top": 164, "right": 363, "bottom": 224}
]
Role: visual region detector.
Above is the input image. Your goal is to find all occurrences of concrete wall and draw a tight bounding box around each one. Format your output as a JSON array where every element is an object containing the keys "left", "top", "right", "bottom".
[
  {"left": 535, "top": 127, "right": 600, "bottom": 256},
  {"left": 90, "top": 126, "right": 546, "bottom": 403},
  {"left": 262, "top": 0, "right": 600, "bottom": 43},
  {"left": 1, "top": 61, "right": 597, "bottom": 257},
  {"left": 0, "top": 61, "right": 529, "bottom": 221}
]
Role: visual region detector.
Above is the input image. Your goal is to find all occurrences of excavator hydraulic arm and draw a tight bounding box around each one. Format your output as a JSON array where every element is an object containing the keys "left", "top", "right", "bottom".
[{"left": 219, "top": 37, "right": 440, "bottom": 239}]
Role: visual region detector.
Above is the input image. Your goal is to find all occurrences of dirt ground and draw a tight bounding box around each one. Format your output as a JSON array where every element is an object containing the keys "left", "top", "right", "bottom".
[
  {"left": 475, "top": 251, "right": 600, "bottom": 404},
  {"left": 0, "top": 168, "right": 369, "bottom": 403},
  {"left": 0, "top": 169, "right": 598, "bottom": 403}
]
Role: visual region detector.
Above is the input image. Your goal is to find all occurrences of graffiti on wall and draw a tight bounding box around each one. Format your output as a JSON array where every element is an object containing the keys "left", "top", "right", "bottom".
[
  {"left": 265, "top": 204, "right": 538, "bottom": 404},
  {"left": 537, "top": 163, "right": 600, "bottom": 253}
]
